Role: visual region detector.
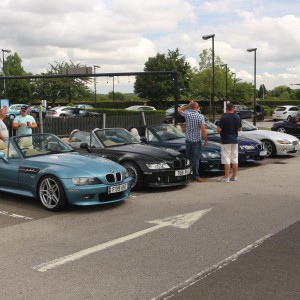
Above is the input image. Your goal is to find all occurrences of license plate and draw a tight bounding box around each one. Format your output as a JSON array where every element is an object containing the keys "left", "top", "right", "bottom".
[
  {"left": 175, "top": 168, "right": 191, "bottom": 176},
  {"left": 260, "top": 150, "right": 267, "bottom": 156},
  {"left": 108, "top": 183, "right": 128, "bottom": 194}
]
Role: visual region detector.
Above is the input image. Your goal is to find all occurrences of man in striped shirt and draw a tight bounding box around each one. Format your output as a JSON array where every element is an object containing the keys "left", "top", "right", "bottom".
[{"left": 179, "top": 101, "right": 208, "bottom": 182}]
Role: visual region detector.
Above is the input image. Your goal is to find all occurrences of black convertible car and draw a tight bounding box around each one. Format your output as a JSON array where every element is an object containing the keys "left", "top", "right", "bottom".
[
  {"left": 271, "top": 118, "right": 300, "bottom": 138},
  {"left": 67, "top": 128, "right": 192, "bottom": 190},
  {"left": 131, "top": 124, "right": 222, "bottom": 173}
]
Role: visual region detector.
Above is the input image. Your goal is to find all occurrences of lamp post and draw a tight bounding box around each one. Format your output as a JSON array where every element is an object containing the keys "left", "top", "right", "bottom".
[
  {"left": 202, "top": 34, "right": 215, "bottom": 122},
  {"left": 93, "top": 65, "right": 100, "bottom": 105},
  {"left": 2, "top": 49, "right": 11, "bottom": 98},
  {"left": 247, "top": 48, "right": 257, "bottom": 126},
  {"left": 220, "top": 63, "right": 228, "bottom": 101},
  {"left": 232, "top": 72, "right": 236, "bottom": 102},
  {"left": 109, "top": 76, "right": 115, "bottom": 102}
]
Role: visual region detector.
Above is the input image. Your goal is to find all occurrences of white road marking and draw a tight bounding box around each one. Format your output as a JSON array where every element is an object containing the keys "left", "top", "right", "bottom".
[
  {"left": 0, "top": 210, "right": 33, "bottom": 220},
  {"left": 151, "top": 234, "right": 272, "bottom": 300},
  {"left": 32, "top": 208, "right": 212, "bottom": 272}
]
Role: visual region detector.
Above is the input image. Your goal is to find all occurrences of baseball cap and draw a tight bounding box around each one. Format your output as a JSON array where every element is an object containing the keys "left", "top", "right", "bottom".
[{"left": 21, "top": 105, "right": 28, "bottom": 111}]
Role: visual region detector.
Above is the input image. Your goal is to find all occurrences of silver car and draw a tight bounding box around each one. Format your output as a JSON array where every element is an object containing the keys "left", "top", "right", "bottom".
[{"left": 239, "top": 120, "right": 300, "bottom": 157}]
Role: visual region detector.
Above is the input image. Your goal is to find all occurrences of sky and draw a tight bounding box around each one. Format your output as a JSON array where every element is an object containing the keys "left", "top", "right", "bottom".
[{"left": 1, "top": 0, "right": 300, "bottom": 95}]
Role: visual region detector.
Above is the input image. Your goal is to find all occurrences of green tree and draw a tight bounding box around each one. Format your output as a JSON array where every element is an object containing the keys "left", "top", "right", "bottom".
[
  {"left": 134, "top": 48, "right": 192, "bottom": 108},
  {"left": 1, "top": 53, "right": 32, "bottom": 101},
  {"left": 32, "top": 61, "right": 92, "bottom": 106},
  {"left": 258, "top": 84, "right": 267, "bottom": 99}
]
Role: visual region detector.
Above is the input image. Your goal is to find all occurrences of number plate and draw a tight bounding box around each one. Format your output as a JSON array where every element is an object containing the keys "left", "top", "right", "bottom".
[
  {"left": 108, "top": 183, "right": 128, "bottom": 194},
  {"left": 260, "top": 150, "right": 267, "bottom": 156},
  {"left": 175, "top": 168, "right": 191, "bottom": 176}
]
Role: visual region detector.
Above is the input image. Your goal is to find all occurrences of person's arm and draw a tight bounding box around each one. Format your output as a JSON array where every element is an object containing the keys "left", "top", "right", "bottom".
[
  {"left": 12, "top": 117, "right": 20, "bottom": 130},
  {"left": 178, "top": 101, "right": 194, "bottom": 115},
  {"left": 201, "top": 124, "right": 208, "bottom": 146}
]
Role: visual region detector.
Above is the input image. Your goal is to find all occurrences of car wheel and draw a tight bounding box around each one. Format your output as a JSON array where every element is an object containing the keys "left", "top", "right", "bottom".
[
  {"left": 262, "top": 139, "right": 276, "bottom": 158},
  {"left": 9, "top": 114, "right": 15, "bottom": 120},
  {"left": 122, "top": 161, "right": 143, "bottom": 190},
  {"left": 37, "top": 175, "right": 68, "bottom": 211},
  {"left": 287, "top": 115, "right": 292, "bottom": 121},
  {"left": 277, "top": 127, "right": 287, "bottom": 133}
]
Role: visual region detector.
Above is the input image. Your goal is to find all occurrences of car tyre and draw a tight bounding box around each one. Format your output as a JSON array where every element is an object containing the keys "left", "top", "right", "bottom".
[
  {"left": 262, "top": 139, "right": 276, "bottom": 157},
  {"left": 276, "top": 127, "right": 287, "bottom": 133},
  {"left": 38, "top": 175, "right": 68, "bottom": 211},
  {"left": 9, "top": 114, "right": 15, "bottom": 120},
  {"left": 122, "top": 161, "right": 143, "bottom": 190},
  {"left": 287, "top": 115, "right": 292, "bottom": 121}
]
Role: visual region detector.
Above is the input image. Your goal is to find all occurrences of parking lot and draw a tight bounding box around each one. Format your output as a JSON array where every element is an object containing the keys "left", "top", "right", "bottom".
[{"left": 0, "top": 142, "right": 299, "bottom": 299}]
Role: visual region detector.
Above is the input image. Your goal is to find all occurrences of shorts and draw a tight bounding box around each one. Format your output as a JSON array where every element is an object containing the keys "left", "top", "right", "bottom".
[{"left": 221, "top": 144, "right": 238, "bottom": 164}]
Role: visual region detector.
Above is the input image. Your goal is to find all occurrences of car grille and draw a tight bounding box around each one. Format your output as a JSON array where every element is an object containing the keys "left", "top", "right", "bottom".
[
  {"left": 172, "top": 158, "right": 188, "bottom": 169},
  {"left": 106, "top": 172, "right": 122, "bottom": 183}
]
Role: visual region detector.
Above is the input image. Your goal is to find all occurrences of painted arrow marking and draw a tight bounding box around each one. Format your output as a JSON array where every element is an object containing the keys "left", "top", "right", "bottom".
[{"left": 32, "top": 208, "right": 212, "bottom": 272}]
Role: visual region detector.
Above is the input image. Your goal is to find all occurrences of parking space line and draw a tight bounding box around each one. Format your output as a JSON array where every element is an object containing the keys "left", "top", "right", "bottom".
[
  {"left": 0, "top": 210, "right": 33, "bottom": 220},
  {"left": 151, "top": 234, "right": 271, "bottom": 300}
]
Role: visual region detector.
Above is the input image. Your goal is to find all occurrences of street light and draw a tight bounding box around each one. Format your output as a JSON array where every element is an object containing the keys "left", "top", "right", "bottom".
[
  {"left": 232, "top": 72, "right": 236, "bottom": 102},
  {"left": 109, "top": 76, "right": 115, "bottom": 102},
  {"left": 93, "top": 65, "right": 100, "bottom": 105},
  {"left": 247, "top": 48, "right": 257, "bottom": 126},
  {"left": 2, "top": 49, "right": 11, "bottom": 99},
  {"left": 202, "top": 34, "right": 215, "bottom": 122},
  {"left": 220, "top": 63, "right": 228, "bottom": 105}
]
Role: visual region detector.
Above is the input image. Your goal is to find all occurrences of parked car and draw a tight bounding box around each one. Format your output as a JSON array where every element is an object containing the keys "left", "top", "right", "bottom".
[
  {"left": 241, "top": 119, "right": 300, "bottom": 157},
  {"left": 271, "top": 118, "right": 300, "bottom": 139},
  {"left": 7, "top": 104, "right": 28, "bottom": 119},
  {"left": 206, "top": 121, "right": 267, "bottom": 162},
  {"left": 67, "top": 108, "right": 100, "bottom": 117},
  {"left": 0, "top": 133, "right": 132, "bottom": 211},
  {"left": 125, "top": 105, "right": 156, "bottom": 111},
  {"left": 165, "top": 104, "right": 186, "bottom": 123},
  {"left": 74, "top": 104, "right": 94, "bottom": 109},
  {"left": 46, "top": 106, "right": 74, "bottom": 117},
  {"left": 29, "top": 105, "right": 47, "bottom": 119},
  {"left": 132, "top": 124, "right": 222, "bottom": 173},
  {"left": 67, "top": 128, "right": 192, "bottom": 190},
  {"left": 233, "top": 105, "right": 253, "bottom": 119},
  {"left": 272, "top": 105, "right": 299, "bottom": 121}
]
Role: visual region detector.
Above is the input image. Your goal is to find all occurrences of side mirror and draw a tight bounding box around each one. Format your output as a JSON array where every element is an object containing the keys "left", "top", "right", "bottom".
[{"left": 80, "top": 142, "right": 89, "bottom": 149}]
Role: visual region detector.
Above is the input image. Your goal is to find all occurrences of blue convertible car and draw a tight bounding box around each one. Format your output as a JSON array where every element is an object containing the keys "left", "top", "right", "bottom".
[{"left": 0, "top": 134, "right": 132, "bottom": 211}]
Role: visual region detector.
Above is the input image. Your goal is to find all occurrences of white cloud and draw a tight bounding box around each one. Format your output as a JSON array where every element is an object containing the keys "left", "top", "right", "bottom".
[{"left": 0, "top": 0, "right": 300, "bottom": 93}]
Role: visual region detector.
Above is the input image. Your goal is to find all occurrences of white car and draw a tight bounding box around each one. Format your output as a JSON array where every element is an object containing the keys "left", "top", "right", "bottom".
[
  {"left": 46, "top": 106, "right": 73, "bottom": 117},
  {"left": 272, "top": 105, "right": 299, "bottom": 121},
  {"left": 239, "top": 120, "right": 300, "bottom": 157},
  {"left": 125, "top": 105, "right": 156, "bottom": 111}
]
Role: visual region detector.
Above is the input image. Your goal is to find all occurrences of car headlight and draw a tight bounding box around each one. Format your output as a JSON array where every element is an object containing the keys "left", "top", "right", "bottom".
[
  {"left": 239, "top": 145, "right": 255, "bottom": 150},
  {"left": 72, "top": 177, "right": 102, "bottom": 185},
  {"left": 201, "top": 152, "right": 221, "bottom": 159},
  {"left": 276, "top": 139, "right": 291, "bottom": 145},
  {"left": 146, "top": 163, "right": 171, "bottom": 170}
]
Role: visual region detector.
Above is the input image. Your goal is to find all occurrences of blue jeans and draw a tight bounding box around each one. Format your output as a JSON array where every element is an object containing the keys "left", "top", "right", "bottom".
[{"left": 186, "top": 140, "right": 202, "bottom": 179}]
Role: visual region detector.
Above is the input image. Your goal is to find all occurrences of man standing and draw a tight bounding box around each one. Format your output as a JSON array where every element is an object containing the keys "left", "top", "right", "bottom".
[
  {"left": 0, "top": 108, "right": 9, "bottom": 143},
  {"left": 217, "top": 102, "right": 242, "bottom": 182},
  {"left": 12, "top": 105, "right": 37, "bottom": 136},
  {"left": 179, "top": 101, "right": 208, "bottom": 183}
]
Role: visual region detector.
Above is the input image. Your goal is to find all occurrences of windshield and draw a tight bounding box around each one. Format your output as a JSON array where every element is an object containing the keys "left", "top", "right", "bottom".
[
  {"left": 205, "top": 121, "right": 218, "bottom": 135},
  {"left": 95, "top": 128, "right": 140, "bottom": 147},
  {"left": 14, "top": 134, "right": 74, "bottom": 158},
  {"left": 242, "top": 120, "right": 257, "bottom": 131},
  {"left": 147, "top": 124, "right": 185, "bottom": 142}
]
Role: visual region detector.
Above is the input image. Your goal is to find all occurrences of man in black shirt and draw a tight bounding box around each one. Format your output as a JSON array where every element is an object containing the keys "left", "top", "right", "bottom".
[{"left": 217, "top": 103, "right": 242, "bottom": 182}]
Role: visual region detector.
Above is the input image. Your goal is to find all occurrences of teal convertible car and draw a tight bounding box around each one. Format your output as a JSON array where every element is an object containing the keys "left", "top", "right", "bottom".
[{"left": 0, "top": 133, "right": 132, "bottom": 211}]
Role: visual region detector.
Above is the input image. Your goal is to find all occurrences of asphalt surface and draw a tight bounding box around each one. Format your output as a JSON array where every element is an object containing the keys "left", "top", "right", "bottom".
[{"left": 156, "top": 221, "right": 300, "bottom": 300}]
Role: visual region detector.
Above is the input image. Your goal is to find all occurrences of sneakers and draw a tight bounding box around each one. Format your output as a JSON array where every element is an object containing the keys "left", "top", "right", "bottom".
[
  {"left": 217, "top": 177, "right": 230, "bottom": 183},
  {"left": 230, "top": 176, "right": 238, "bottom": 182}
]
